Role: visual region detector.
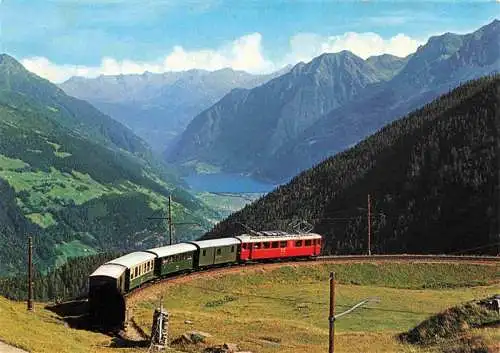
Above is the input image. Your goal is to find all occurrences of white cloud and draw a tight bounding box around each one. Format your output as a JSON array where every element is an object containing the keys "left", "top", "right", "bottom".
[
  {"left": 21, "top": 31, "right": 423, "bottom": 83},
  {"left": 283, "top": 32, "right": 422, "bottom": 65}
]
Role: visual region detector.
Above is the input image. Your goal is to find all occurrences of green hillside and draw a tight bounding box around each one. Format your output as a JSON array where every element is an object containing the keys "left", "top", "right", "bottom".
[
  {"left": 0, "top": 55, "right": 218, "bottom": 275},
  {"left": 204, "top": 75, "right": 500, "bottom": 255}
]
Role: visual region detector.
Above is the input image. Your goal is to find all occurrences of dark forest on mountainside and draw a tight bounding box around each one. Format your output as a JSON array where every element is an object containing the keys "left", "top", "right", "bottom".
[
  {"left": 0, "top": 252, "right": 121, "bottom": 301},
  {"left": 204, "top": 75, "right": 500, "bottom": 256}
]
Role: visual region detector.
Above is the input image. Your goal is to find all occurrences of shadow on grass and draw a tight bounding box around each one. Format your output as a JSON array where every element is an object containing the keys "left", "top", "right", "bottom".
[{"left": 45, "top": 300, "right": 121, "bottom": 334}]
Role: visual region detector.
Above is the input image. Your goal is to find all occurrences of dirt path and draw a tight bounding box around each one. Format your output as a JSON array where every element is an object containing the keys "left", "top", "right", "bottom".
[{"left": 0, "top": 341, "right": 28, "bottom": 353}]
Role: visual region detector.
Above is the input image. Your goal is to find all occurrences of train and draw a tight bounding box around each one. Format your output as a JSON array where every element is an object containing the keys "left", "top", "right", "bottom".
[{"left": 88, "top": 231, "right": 323, "bottom": 327}]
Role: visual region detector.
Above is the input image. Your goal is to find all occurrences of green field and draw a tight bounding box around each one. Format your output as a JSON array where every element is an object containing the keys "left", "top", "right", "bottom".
[
  {"left": 0, "top": 262, "right": 497, "bottom": 353},
  {"left": 130, "top": 262, "right": 500, "bottom": 353},
  {"left": 196, "top": 191, "right": 263, "bottom": 219}
]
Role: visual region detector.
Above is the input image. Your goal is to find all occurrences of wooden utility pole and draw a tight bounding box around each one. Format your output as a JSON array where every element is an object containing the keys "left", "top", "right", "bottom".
[
  {"left": 27, "top": 236, "right": 33, "bottom": 311},
  {"left": 367, "top": 194, "right": 371, "bottom": 256},
  {"left": 168, "top": 196, "right": 173, "bottom": 245},
  {"left": 329, "top": 272, "right": 335, "bottom": 353}
]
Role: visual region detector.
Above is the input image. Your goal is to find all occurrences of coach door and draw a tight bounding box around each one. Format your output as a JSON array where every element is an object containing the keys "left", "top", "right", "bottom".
[{"left": 280, "top": 240, "right": 287, "bottom": 256}]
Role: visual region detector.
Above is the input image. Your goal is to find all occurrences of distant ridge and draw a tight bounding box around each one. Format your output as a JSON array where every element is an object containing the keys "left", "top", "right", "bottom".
[
  {"left": 169, "top": 20, "right": 500, "bottom": 183},
  {"left": 59, "top": 66, "right": 291, "bottom": 151}
]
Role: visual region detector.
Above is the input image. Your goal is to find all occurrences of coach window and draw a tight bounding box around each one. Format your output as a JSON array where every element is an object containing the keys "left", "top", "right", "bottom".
[
  {"left": 135, "top": 267, "right": 138, "bottom": 277},
  {"left": 202, "top": 250, "right": 207, "bottom": 256},
  {"left": 295, "top": 240, "right": 303, "bottom": 247},
  {"left": 217, "top": 248, "right": 222, "bottom": 255},
  {"left": 305, "top": 240, "right": 312, "bottom": 246},
  {"left": 272, "top": 241, "right": 279, "bottom": 248},
  {"left": 254, "top": 243, "right": 261, "bottom": 249},
  {"left": 231, "top": 246, "right": 235, "bottom": 253},
  {"left": 263, "top": 242, "right": 270, "bottom": 249},
  {"left": 280, "top": 241, "right": 287, "bottom": 248}
]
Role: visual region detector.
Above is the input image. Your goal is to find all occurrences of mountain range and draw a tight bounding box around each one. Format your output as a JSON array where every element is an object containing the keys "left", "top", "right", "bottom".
[
  {"left": 0, "top": 54, "right": 218, "bottom": 275},
  {"left": 169, "top": 20, "right": 499, "bottom": 183},
  {"left": 59, "top": 66, "right": 290, "bottom": 152},
  {"left": 204, "top": 74, "right": 500, "bottom": 255}
]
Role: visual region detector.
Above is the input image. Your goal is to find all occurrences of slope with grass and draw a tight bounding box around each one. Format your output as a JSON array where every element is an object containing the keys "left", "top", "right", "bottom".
[
  {"left": 0, "top": 262, "right": 497, "bottom": 353},
  {"left": 0, "top": 296, "right": 185, "bottom": 353},
  {"left": 0, "top": 55, "right": 219, "bottom": 276},
  {"left": 127, "top": 262, "right": 500, "bottom": 353}
]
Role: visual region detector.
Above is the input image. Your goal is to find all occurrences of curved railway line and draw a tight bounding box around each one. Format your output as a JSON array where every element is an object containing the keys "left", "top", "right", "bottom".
[{"left": 125, "top": 254, "right": 499, "bottom": 305}]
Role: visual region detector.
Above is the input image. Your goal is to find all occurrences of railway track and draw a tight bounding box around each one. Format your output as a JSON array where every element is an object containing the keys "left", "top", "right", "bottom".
[{"left": 125, "top": 254, "right": 499, "bottom": 304}]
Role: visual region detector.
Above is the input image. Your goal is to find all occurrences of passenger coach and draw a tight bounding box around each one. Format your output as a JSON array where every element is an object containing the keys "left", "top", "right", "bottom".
[
  {"left": 188, "top": 238, "right": 240, "bottom": 267},
  {"left": 146, "top": 243, "right": 197, "bottom": 276}
]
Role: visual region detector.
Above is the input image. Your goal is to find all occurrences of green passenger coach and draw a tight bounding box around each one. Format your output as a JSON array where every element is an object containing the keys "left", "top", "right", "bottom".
[
  {"left": 189, "top": 238, "right": 241, "bottom": 267},
  {"left": 147, "top": 243, "right": 197, "bottom": 276},
  {"left": 107, "top": 251, "right": 157, "bottom": 291}
]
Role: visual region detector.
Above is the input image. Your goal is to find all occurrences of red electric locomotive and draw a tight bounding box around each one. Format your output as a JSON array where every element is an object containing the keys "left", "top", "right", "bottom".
[{"left": 236, "top": 231, "right": 322, "bottom": 261}]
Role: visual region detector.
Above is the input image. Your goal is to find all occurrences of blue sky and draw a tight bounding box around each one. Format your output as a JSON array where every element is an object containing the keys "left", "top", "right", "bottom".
[{"left": 1, "top": 0, "right": 498, "bottom": 82}]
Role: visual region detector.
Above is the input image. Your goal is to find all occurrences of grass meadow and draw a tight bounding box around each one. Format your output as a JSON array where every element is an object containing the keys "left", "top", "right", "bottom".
[{"left": 0, "top": 262, "right": 497, "bottom": 353}]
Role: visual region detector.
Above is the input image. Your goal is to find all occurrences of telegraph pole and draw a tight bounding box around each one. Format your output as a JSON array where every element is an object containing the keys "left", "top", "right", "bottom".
[
  {"left": 168, "top": 196, "right": 173, "bottom": 245},
  {"left": 329, "top": 272, "right": 335, "bottom": 353},
  {"left": 367, "top": 194, "right": 371, "bottom": 256},
  {"left": 146, "top": 195, "right": 205, "bottom": 247},
  {"left": 327, "top": 272, "right": 381, "bottom": 352},
  {"left": 27, "top": 236, "right": 33, "bottom": 311}
]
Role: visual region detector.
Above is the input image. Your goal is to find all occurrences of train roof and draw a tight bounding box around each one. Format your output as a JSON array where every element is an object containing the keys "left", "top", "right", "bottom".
[
  {"left": 146, "top": 243, "right": 198, "bottom": 258},
  {"left": 89, "top": 263, "right": 126, "bottom": 279},
  {"left": 188, "top": 237, "right": 241, "bottom": 249},
  {"left": 236, "top": 232, "right": 322, "bottom": 243},
  {"left": 107, "top": 251, "right": 156, "bottom": 268}
]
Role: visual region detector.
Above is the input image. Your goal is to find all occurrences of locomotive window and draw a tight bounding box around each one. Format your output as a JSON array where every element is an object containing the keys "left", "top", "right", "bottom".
[
  {"left": 280, "top": 241, "right": 287, "bottom": 248},
  {"left": 231, "top": 246, "right": 235, "bottom": 253},
  {"left": 272, "top": 242, "right": 279, "bottom": 248},
  {"left": 202, "top": 250, "right": 207, "bottom": 256},
  {"left": 263, "top": 242, "right": 270, "bottom": 249},
  {"left": 305, "top": 240, "right": 312, "bottom": 246},
  {"left": 295, "top": 240, "right": 303, "bottom": 247}
]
